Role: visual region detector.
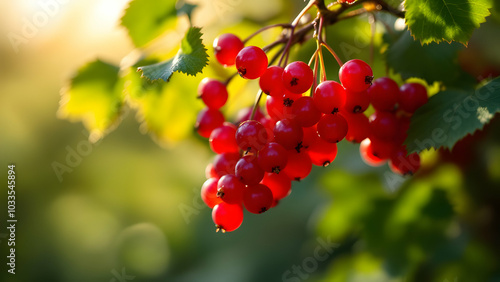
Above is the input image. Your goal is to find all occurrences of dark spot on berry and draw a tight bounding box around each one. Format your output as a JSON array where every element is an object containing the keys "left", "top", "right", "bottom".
[
  {"left": 331, "top": 107, "right": 339, "bottom": 114},
  {"left": 294, "top": 177, "right": 301, "bottom": 181},
  {"left": 353, "top": 105, "right": 362, "bottom": 113},
  {"left": 238, "top": 67, "right": 247, "bottom": 77},
  {"left": 323, "top": 161, "right": 331, "bottom": 167},
  {"left": 272, "top": 167, "right": 281, "bottom": 174},
  {"left": 295, "top": 142, "right": 303, "bottom": 153},
  {"left": 259, "top": 207, "right": 268, "bottom": 214},
  {"left": 365, "top": 75, "right": 374, "bottom": 85},
  {"left": 283, "top": 98, "right": 294, "bottom": 107},
  {"left": 290, "top": 77, "right": 298, "bottom": 86},
  {"left": 216, "top": 189, "right": 225, "bottom": 198}
]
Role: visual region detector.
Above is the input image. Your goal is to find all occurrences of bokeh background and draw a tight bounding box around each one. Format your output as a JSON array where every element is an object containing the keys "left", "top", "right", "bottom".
[{"left": 1, "top": 0, "right": 500, "bottom": 281}]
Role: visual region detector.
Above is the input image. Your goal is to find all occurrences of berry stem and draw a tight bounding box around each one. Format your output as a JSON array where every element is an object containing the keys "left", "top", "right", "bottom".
[
  {"left": 242, "top": 23, "right": 293, "bottom": 44},
  {"left": 250, "top": 90, "right": 264, "bottom": 120},
  {"left": 278, "top": 0, "right": 316, "bottom": 67},
  {"left": 320, "top": 42, "right": 343, "bottom": 67}
]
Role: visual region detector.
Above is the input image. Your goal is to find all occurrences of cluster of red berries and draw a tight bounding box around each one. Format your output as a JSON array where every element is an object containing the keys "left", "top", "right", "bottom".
[{"left": 195, "top": 32, "right": 427, "bottom": 233}]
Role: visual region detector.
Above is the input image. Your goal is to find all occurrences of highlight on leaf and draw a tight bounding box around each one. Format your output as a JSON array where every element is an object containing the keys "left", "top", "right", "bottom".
[
  {"left": 57, "top": 59, "right": 126, "bottom": 143},
  {"left": 137, "top": 27, "right": 209, "bottom": 82}
]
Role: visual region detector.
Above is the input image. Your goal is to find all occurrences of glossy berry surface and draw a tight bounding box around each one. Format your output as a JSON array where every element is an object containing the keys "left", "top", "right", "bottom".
[
  {"left": 213, "top": 33, "right": 244, "bottom": 67},
  {"left": 282, "top": 150, "right": 312, "bottom": 181},
  {"left": 399, "top": 83, "right": 428, "bottom": 113},
  {"left": 261, "top": 173, "right": 292, "bottom": 200},
  {"left": 212, "top": 202, "right": 244, "bottom": 232},
  {"left": 343, "top": 112, "right": 370, "bottom": 143},
  {"left": 243, "top": 184, "right": 274, "bottom": 214},
  {"left": 367, "top": 77, "right": 399, "bottom": 112},
  {"left": 196, "top": 108, "right": 225, "bottom": 138},
  {"left": 306, "top": 135, "right": 338, "bottom": 167},
  {"left": 292, "top": 96, "right": 322, "bottom": 127},
  {"left": 258, "top": 142, "right": 288, "bottom": 173},
  {"left": 282, "top": 61, "right": 314, "bottom": 94},
  {"left": 339, "top": 59, "right": 373, "bottom": 92},
  {"left": 273, "top": 119, "right": 304, "bottom": 150},
  {"left": 369, "top": 111, "right": 399, "bottom": 141},
  {"left": 343, "top": 89, "right": 369, "bottom": 114},
  {"left": 209, "top": 122, "right": 239, "bottom": 154},
  {"left": 359, "top": 138, "right": 386, "bottom": 167},
  {"left": 217, "top": 174, "right": 245, "bottom": 204},
  {"left": 317, "top": 114, "right": 348, "bottom": 143},
  {"left": 197, "top": 78, "right": 228, "bottom": 109},
  {"left": 213, "top": 152, "right": 240, "bottom": 177},
  {"left": 236, "top": 120, "right": 268, "bottom": 153},
  {"left": 236, "top": 46, "right": 268, "bottom": 79},
  {"left": 235, "top": 155, "right": 265, "bottom": 185},
  {"left": 259, "top": 66, "right": 285, "bottom": 97},
  {"left": 201, "top": 178, "right": 222, "bottom": 208},
  {"left": 313, "top": 80, "right": 346, "bottom": 114}
]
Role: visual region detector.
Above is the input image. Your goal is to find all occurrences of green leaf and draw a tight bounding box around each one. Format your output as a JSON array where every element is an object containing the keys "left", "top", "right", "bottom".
[
  {"left": 138, "top": 27, "right": 208, "bottom": 82},
  {"left": 405, "top": 77, "right": 500, "bottom": 153},
  {"left": 177, "top": 2, "right": 197, "bottom": 24},
  {"left": 404, "top": 0, "right": 492, "bottom": 45},
  {"left": 386, "top": 30, "right": 474, "bottom": 86},
  {"left": 58, "top": 60, "right": 124, "bottom": 142},
  {"left": 120, "top": 0, "right": 177, "bottom": 47},
  {"left": 124, "top": 66, "right": 201, "bottom": 145}
]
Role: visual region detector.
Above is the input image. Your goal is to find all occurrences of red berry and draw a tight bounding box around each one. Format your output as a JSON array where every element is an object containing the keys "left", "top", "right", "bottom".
[
  {"left": 367, "top": 77, "right": 399, "bottom": 112},
  {"left": 282, "top": 61, "right": 314, "bottom": 94},
  {"left": 205, "top": 163, "right": 218, "bottom": 179},
  {"left": 235, "top": 120, "right": 268, "bottom": 153},
  {"left": 212, "top": 202, "right": 244, "bottom": 232},
  {"left": 266, "top": 95, "right": 285, "bottom": 121},
  {"left": 399, "top": 83, "right": 428, "bottom": 113},
  {"left": 339, "top": 59, "right": 373, "bottom": 92},
  {"left": 236, "top": 46, "right": 268, "bottom": 79},
  {"left": 213, "top": 152, "right": 240, "bottom": 177},
  {"left": 292, "top": 96, "right": 322, "bottom": 127},
  {"left": 343, "top": 112, "right": 370, "bottom": 143},
  {"left": 369, "top": 137, "right": 397, "bottom": 160},
  {"left": 258, "top": 142, "right": 288, "bottom": 173},
  {"left": 259, "top": 66, "right": 285, "bottom": 97},
  {"left": 306, "top": 134, "right": 338, "bottom": 167},
  {"left": 235, "top": 155, "right": 265, "bottom": 185},
  {"left": 217, "top": 174, "right": 245, "bottom": 204},
  {"left": 261, "top": 173, "right": 292, "bottom": 200},
  {"left": 343, "top": 89, "right": 369, "bottom": 114},
  {"left": 196, "top": 108, "right": 225, "bottom": 138},
  {"left": 213, "top": 33, "right": 244, "bottom": 67},
  {"left": 197, "top": 78, "right": 228, "bottom": 109},
  {"left": 317, "top": 114, "right": 348, "bottom": 143},
  {"left": 282, "top": 150, "right": 312, "bottom": 181},
  {"left": 273, "top": 119, "right": 304, "bottom": 150},
  {"left": 359, "top": 138, "right": 386, "bottom": 167},
  {"left": 243, "top": 184, "right": 274, "bottom": 214},
  {"left": 313, "top": 80, "right": 346, "bottom": 114},
  {"left": 369, "top": 111, "right": 399, "bottom": 141},
  {"left": 389, "top": 148, "right": 421, "bottom": 175},
  {"left": 201, "top": 178, "right": 222, "bottom": 208},
  {"left": 209, "top": 122, "right": 239, "bottom": 154}
]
